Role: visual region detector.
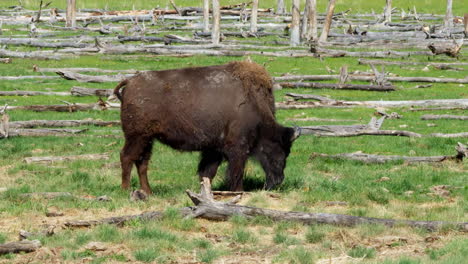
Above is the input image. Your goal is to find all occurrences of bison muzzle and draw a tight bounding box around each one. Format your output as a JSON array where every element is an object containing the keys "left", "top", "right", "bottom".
[{"left": 114, "top": 61, "right": 300, "bottom": 194}]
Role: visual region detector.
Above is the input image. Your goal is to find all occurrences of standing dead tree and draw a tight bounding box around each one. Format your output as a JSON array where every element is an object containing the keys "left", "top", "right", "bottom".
[
  {"left": 319, "top": 0, "right": 336, "bottom": 43},
  {"left": 203, "top": 0, "right": 210, "bottom": 32},
  {"left": 289, "top": 0, "right": 301, "bottom": 46},
  {"left": 305, "top": 0, "right": 317, "bottom": 41},
  {"left": 384, "top": 0, "right": 392, "bottom": 22},
  {"left": 444, "top": 0, "right": 453, "bottom": 29},
  {"left": 250, "top": 0, "right": 259, "bottom": 33},
  {"left": 276, "top": 0, "right": 285, "bottom": 15},
  {"left": 66, "top": 0, "right": 76, "bottom": 27},
  {"left": 212, "top": 0, "right": 221, "bottom": 44}
]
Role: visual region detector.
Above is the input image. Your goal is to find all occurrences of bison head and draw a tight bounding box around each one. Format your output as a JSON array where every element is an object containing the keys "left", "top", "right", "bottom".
[{"left": 254, "top": 126, "right": 300, "bottom": 190}]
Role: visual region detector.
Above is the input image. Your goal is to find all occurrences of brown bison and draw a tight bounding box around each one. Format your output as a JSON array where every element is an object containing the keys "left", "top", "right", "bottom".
[{"left": 114, "top": 61, "right": 300, "bottom": 194}]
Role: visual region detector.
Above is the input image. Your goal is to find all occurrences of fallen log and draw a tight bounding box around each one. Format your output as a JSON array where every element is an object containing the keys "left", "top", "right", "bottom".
[
  {"left": 36, "top": 67, "right": 140, "bottom": 74},
  {"left": 0, "top": 91, "right": 69, "bottom": 96},
  {"left": 278, "top": 82, "right": 395, "bottom": 91},
  {"left": 65, "top": 178, "right": 468, "bottom": 231},
  {"left": 358, "top": 59, "right": 468, "bottom": 67},
  {"left": 10, "top": 120, "right": 120, "bottom": 128},
  {"left": 428, "top": 39, "right": 463, "bottom": 57},
  {"left": 409, "top": 106, "right": 468, "bottom": 111},
  {"left": 287, "top": 117, "right": 358, "bottom": 122},
  {"left": 0, "top": 37, "right": 88, "bottom": 48},
  {"left": 56, "top": 71, "right": 131, "bottom": 83},
  {"left": 311, "top": 143, "right": 467, "bottom": 163},
  {"left": 313, "top": 47, "right": 433, "bottom": 58},
  {"left": 275, "top": 74, "right": 468, "bottom": 84},
  {"left": 421, "top": 114, "right": 468, "bottom": 120},
  {"left": 0, "top": 240, "right": 41, "bottom": 255},
  {"left": 2, "top": 128, "right": 87, "bottom": 138},
  {"left": 6, "top": 102, "right": 110, "bottom": 112},
  {"left": 0, "top": 49, "right": 68, "bottom": 60},
  {"left": 284, "top": 93, "right": 468, "bottom": 108},
  {"left": 428, "top": 132, "right": 468, "bottom": 138},
  {"left": 0, "top": 58, "right": 12, "bottom": 63},
  {"left": 70, "top": 86, "right": 113, "bottom": 97},
  {"left": 0, "top": 76, "right": 59, "bottom": 81},
  {"left": 24, "top": 153, "right": 109, "bottom": 164}
]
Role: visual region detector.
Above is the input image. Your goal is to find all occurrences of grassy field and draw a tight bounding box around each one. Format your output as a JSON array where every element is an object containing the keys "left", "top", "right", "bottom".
[
  {"left": 0, "top": 0, "right": 467, "bottom": 264},
  {"left": 1, "top": 0, "right": 466, "bottom": 15}
]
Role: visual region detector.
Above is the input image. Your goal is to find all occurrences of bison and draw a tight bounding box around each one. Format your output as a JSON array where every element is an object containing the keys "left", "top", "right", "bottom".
[{"left": 114, "top": 61, "right": 300, "bottom": 194}]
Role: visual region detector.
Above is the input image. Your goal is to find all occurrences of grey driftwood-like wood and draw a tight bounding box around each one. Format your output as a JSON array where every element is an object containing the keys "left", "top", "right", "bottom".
[
  {"left": 64, "top": 178, "right": 468, "bottom": 231},
  {"left": 274, "top": 74, "right": 468, "bottom": 84},
  {"left": 0, "top": 91, "right": 69, "bottom": 96},
  {"left": 0, "top": 76, "right": 59, "bottom": 81},
  {"left": 2, "top": 128, "right": 87, "bottom": 138},
  {"left": 6, "top": 102, "right": 111, "bottom": 112},
  {"left": 428, "top": 40, "right": 463, "bottom": 57},
  {"left": 0, "top": 58, "right": 12, "bottom": 63},
  {"left": 24, "top": 153, "right": 110, "bottom": 164},
  {"left": 0, "top": 49, "right": 68, "bottom": 60},
  {"left": 428, "top": 132, "right": 468, "bottom": 138},
  {"left": 278, "top": 82, "right": 395, "bottom": 91},
  {"left": 358, "top": 59, "right": 468, "bottom": 67},
  {"left": 0, "top": 240, "right": 41, "bottom": 255},
  {"left": 70, "top": 86, "right": 114, "bottom": 97},
  {"left": 284, "top": 93, "right": 468, "bottom": 108},
  {"left": 421, "top": 114, "right": 468, "bottom": 120},
  {"left": 409, "top": 106, "right": 468, "bottom": 111},
  {"left": 0, "top": 38, "right": 88, "bottom": 48},
  {"left": 10, "top": 120, "right": 120, "bottom": 129},
  {"left": 56, "top": 71, "right": 130, "bottom": 83},
  {"left": 319, "top": 0, "right": 336, "bottom": 42},
  {"left": 311, "top": 143, "right": 467, "bottom": 163},
  {"left": 36, "top": 67, "right": 139, "bottom": 74}
]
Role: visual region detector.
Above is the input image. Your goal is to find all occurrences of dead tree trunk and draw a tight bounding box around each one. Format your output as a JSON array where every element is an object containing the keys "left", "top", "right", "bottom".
[
  {"left": 421, "top": 114, "right": 468, "bottom": 120},
  {"left": 274, "top": 74, "right": 468, "bottom": 84},
  {"left": 428, "top": 40, "right": 463, "bottom": 58},
  {"left": 464, "top": 14, "right": 468, "bottom": 37},
  {"left": 24, "top": 153, "right": 110, "bottom": 164},
  {"left": 203, "top": 0, "right": 210, "bottom": 32},
  {"left": 290, "top": 0, "right": 301, "bottom": 46},
  {"left": 305, "top": 0, "right": 317, "bottom": 41},
  {"left": 57, "top": 71, "right": 131, "bottom": 83},
  {"left": 444, "top": 0, "right": 453, "bottom": 29},
  {"left": 0, "top": 240, "right": 41, "bottom": 255},
  {"left": 70, "top": 86, "right": 113, "bottom": 97},
  {"left": 311, "top": 143, "right": 467, "bottom": 163},
  {"left": 250, "top": 0, "right": 258, "bottom": 33},
  {"left": 0, "top": 91, "right": 69, "bottom": 96},
  {"left": 212, "top": 0, "right": 221, "bottom": 45},
  {"left": 66, "top": 0, "right": 77, "bottom": 27},
  {"left": 276, "top": 0, "right": 285, "bottom": 14},
  {"left": 10, "top": 120, "right": 120, "bottom": 129},
  {"left": 384, "top": 0, "right": 392, "bottom": 22},
  {"left": 2, "top": 128, "right": 87, "bottom": 138},
  {"left": 319, "top": 0, "right": 336, "bottom": 43},
  {"left": 278, "top": 82, "right": 395, "bottom": 91},
  {"left": 64, "top": 178, "right": 468, "bottom": 231}
]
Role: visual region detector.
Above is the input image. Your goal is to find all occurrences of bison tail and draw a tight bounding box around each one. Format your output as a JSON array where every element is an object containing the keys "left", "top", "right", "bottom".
[{"left": 113, "top": 79, "right": 128, "bottom": 102}]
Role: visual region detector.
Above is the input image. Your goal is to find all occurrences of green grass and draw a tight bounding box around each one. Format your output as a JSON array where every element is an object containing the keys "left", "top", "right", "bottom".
[{"left": 0, "top": 1, "right": 466, "bottom": 263}]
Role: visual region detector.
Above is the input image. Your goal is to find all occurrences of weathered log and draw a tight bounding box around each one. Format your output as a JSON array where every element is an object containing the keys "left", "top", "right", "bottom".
[
  {"left": 250, "top": 0, "right": 258, "bottom": 33},
  {"left": 70, "top": 86, "right": 113, "bottom": 97},
  {"left": 0, "top": 91, "right": 69, "bottom": 96},
  {"left": 305, "top": 0, "right": 318, "bottom": 41},
  {"left": 287, "top": 117, "right": 358, "bottom": 122},
  {"left": 301, "top": 126, "right": 422, "bottom": 137},
  {"left": 0, "top": 240, "right": 41, "bottom": 255},
  {"left": 0, "top": 58, "right": 12, "bottom": 63},
  {"left": 428, "top": 40, "right": 463, "bottom": 57},
  {"left": 275, "top": 74, "right": 468, "bottom": 84},
  {"left": 0, "top": 49, "right": 68, "bottom": 60},
  {"left": 36, "top": 67, "right": 139, "bottom": 74},
  {"left": 279, "top": 82, "right": 395, "bottom": 91},
  {"left": 444, "top": 0, "right": 453, "bottom": 28},
  {"left": 10, "top": 120, "right": 120, "bottom": 129},
  {"left": 64, "top": 179, "right": 468, "bottom": 231},
  {"left": 314, "top": 47, "right": 433, "bottom": 58},
  {"left": 312, "top": 143, "right": 467, "bottom": 163},
  {"left": 6, "top": 102, "right": 110, "bottom": 112},
  {"left": 464, "top": 13, "right": 468, "bottom": 37},
  {"left": 358, "top": 59, "right": 468, "bottom": 67},
  {"left": 428, "top": 132, "right": 468, "bottom": 138},
  {"left": 212, "top": 0, "right": 221, "bottom": 45},
  {"left": 21, "top": 192, "right": 73, "bottom": 198},
  {"left": 409, "top": 106, "right": 468, "bottom": 111},
  {"left": 2, "top": 128, "right": 87, "bottom": 138},
  {"left": 56, "top": 71, "right": 131, "bottom": 83},
  {"left": 24, "top": 153, "right": 110, "bottom": 164},
  {"left": 0, "top": 38, "right": 88, "bottom": 48},
  {"left": 283, "top": 94, "right": 468, "bottom": 108},
  {"left": 66, "top": 0, "right": 77, "bottom": 27},
  {"left": 421, "top": 114, "right": 468, "bottom": 120},
  {"left": 0, "top": 76, "right": 58, "bottom": 81}
]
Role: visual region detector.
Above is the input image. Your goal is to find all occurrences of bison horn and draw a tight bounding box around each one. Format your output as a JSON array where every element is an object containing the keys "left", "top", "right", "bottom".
[{"left": 291, "top": 126, "right": 301, "bottom": 141}]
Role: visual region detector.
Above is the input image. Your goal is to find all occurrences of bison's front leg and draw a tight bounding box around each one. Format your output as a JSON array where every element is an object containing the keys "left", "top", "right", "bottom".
[
  {"left": 197, "top": 150, "right": 223, "bottom": 183},
  {"left": 225, "top": 151, "right": 248, "bottom": 191}
]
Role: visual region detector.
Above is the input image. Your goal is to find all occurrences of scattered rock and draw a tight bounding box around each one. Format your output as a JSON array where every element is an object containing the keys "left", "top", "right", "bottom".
[
  {"left": 130, "top": 189, "right": 148, "bottom": 201},
  {"left": 381, "top": 187, "right": 390, "bottom": 193},
  {"left": 404, "top": 190, "right": 414, "bottom": 196},
  {"left": 424, "top": 236, "right": 441, "bottom": 243},
  {"left": 96, "top": 195, "right": 111, "bottom": 202},
  {"left": 429, "top": 185, "right": 451, "bottom": 197},
  {"left": 399, "top": 124, "right": 408, "bottom": 128},
  {"left": 84, "top": 242, "right": 107, "bottom": 252},
  {"left": 0, "top": 187, "right": 7, "bottom": 192},
  {"left": 46, "top": 207, "right": 64, "bottom": 217},
  {"left": 377, "top": 176, "right": 391, "bottom": 182},
  {"left": 426, "top": 123, "right": 437, "bottom": 127}
]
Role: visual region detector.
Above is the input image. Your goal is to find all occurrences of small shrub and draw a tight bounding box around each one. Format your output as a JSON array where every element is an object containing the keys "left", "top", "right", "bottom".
[
  {"left": 0, "top": 233, "right": 7, "bottom": 244},
  {"left": 305, "top": 227, "right": 325, "bottom": 243},
  {"left": 95, "top": 224, "right": 121, "bottom": 242},
  {"left": 367, "top": 189, "right": 389, "bottom": 205},
  {"left": 348, "top": 246, "right": 376, "bottom": 258},
  {"left": 194, "top": 238, "right": 212, "bottom": 249},
  {"left": 273, "top": 232, "right": 299, "bottom": 245},
  {"left": 133, "top": 248, "right": 159, "bottom": 263},
  {"left": 230, "top": 215, "right": 248, "bottom": 226},
  {"left": 133, "top": 226, "right": 177, "bottom": 242},
  {"left": 197, "top": 249, "right": 222, "bottom": 263},
  {"left": 231, "top": 229, "right": 256, "bottom": 244},
  {"left": 74, "top": 232, "right": 91, "bottom": 246},
  {"left": 289, "top": 247, "right": 316, "bottom": 264}
]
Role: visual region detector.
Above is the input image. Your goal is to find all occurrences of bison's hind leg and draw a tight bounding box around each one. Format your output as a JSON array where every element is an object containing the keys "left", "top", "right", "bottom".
[
  {"left": 120, "top": 136, "right": 154, "bottom": 194},
  {"left": 198, "top": 150, "right": 223, "bottom": 184}
]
